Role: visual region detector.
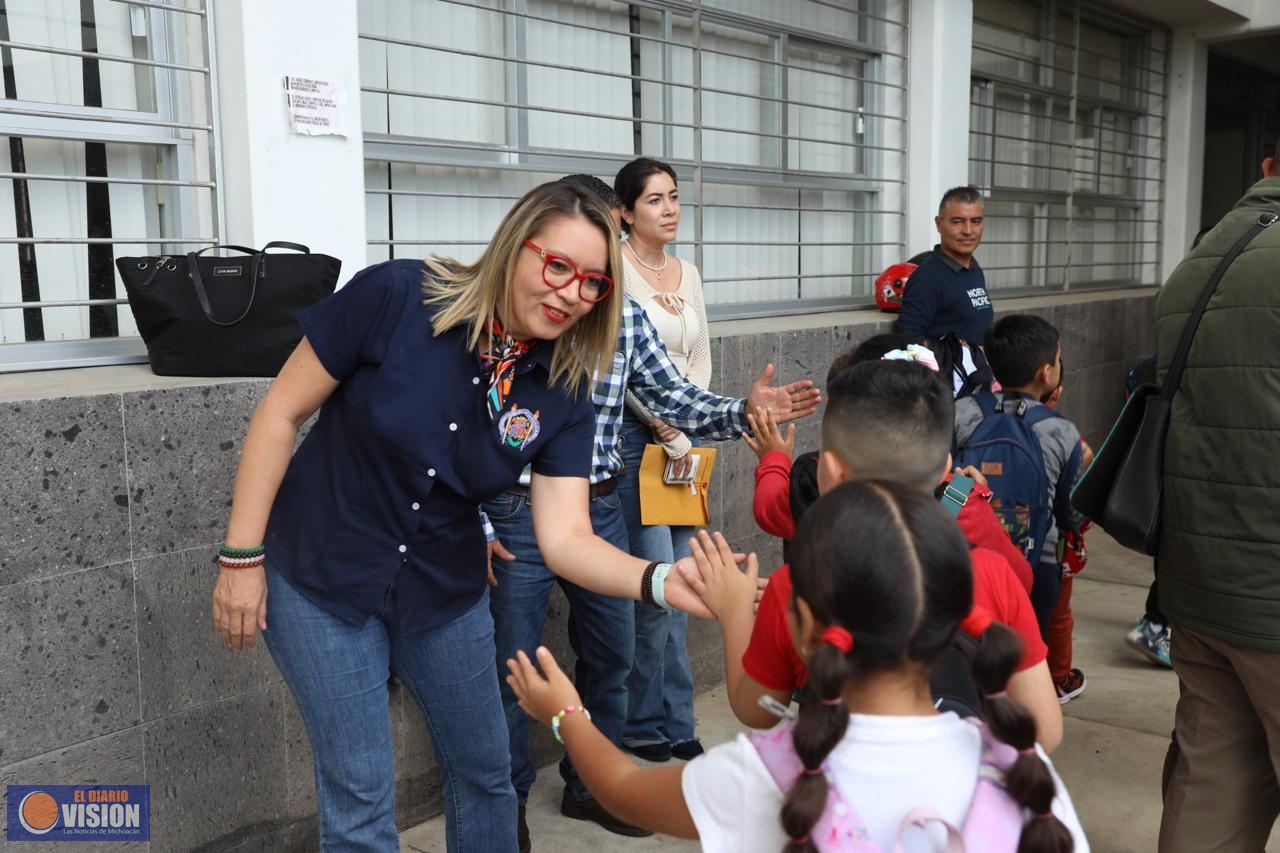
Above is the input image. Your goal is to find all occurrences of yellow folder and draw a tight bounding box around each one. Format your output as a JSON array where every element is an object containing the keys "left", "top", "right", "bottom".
[{"left": 638, "top": 443, "right": 718, "bottom": 527}]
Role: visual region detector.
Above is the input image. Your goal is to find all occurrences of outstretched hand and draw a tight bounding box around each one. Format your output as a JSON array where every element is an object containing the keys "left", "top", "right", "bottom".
[
  {"left": 679, "top": 531, "right": 760, "bottom": 622},
  {"left": 745, "top": 363, "right": 821, "bottom": 425},
  {"left": 743, "top": 407, "right": 796, "bottom": 461},
  {"left": 506, "top": 647, "right": 583, "bottom": 729}
]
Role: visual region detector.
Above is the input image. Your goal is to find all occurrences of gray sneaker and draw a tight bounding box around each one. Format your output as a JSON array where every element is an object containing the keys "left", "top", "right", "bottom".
[{"left": 1125, "top": 617, "right": 1172, "bottom": 667}]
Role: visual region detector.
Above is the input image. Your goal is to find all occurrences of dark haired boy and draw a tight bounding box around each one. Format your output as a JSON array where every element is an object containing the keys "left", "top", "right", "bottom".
[
  {"left": 700, "top": 359, "right": 1062, "bottom": 751},
  {"left": 955, "top": 314, "right": 1089, "bottom": 703}
]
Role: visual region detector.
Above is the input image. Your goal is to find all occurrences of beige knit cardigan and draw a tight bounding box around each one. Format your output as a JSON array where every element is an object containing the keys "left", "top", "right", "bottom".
[{"left": 621, "top": 252, "right": 714, "bottom": 459}]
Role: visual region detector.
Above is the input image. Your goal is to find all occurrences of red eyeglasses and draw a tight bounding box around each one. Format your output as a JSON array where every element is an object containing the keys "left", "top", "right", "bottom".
[{"left": 523, "top": 240, "right": 614, "bottom": 303}]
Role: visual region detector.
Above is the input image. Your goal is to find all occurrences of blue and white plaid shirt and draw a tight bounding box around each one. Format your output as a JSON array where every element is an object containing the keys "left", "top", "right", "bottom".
[
  {"left": 479, "top": 295, "right": 746, "bottom": 534},
  {"left": 588, "top": 294, "right": 746, "bottom": 484}
]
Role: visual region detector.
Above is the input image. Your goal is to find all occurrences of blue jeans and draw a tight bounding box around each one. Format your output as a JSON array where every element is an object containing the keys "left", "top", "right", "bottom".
[
  {"left": 484, "top": 489, "right": 634, "bottom": 803},
  {"left": 263, "top": 562, "right": 516, "bottom": 853},
  {"left": 616, "top": 412, "right": 699, "bottom": 748}
]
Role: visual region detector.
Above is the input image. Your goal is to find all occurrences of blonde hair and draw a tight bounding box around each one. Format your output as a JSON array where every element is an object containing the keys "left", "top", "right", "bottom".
[{"left": 422, "top": 181, "right": 622, "bottom": 397}]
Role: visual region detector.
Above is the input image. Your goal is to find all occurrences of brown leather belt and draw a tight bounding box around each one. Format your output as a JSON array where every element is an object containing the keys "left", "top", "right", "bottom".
[{"left": 506, "top": 476, "right": 618, "bottom": 500}]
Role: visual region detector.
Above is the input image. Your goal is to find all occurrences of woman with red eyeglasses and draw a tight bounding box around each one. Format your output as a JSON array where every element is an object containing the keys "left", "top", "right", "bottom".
[{"left": 209, "top": 181, "right": 737, "bottom": 852}]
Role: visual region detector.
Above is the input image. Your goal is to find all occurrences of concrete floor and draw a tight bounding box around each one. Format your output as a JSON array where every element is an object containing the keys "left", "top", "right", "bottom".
[{"left": 399, "top": 532, "right": 1278, "bottom": 852}]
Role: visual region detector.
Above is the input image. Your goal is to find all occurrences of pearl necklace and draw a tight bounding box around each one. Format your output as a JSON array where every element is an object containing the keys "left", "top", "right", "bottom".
[{"left": 626, "top": 241, "right": 668, "bottom": 274}]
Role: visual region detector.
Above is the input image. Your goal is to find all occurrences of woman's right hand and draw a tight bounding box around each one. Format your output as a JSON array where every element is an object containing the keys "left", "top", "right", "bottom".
[{"left": 212, "top": 567, "right": 268, "bottom": 651}]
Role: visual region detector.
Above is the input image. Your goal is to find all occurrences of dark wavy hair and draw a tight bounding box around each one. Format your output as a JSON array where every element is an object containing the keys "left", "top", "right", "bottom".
[
  {"left": 783, "top": 480, "right": 1074, "bottom": 853},
  {"left": 613, "top": 157, "right": 679, "bottom": 235}
]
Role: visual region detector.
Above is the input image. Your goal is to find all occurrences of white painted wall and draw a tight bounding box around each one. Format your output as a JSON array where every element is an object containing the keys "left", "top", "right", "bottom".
[
  {"left": 905, "top": 0, "right": 975, "bottom": 255},
  {"left": 213, "top": 0, "right": 367, "bottom": 285},
  {"left": 1161, "top": 27, "right": 1209, "bottom": 282}
]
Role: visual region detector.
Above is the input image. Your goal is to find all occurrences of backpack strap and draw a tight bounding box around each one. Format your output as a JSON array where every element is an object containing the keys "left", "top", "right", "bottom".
[
  {"left": 939, "top": 474, "right": 976, "bottom": 519},
  {"left": 972, "top": 390, "right": 999, "bottom": 416},
  {"left": 1020, "top": 402, "right": 1062, "bottom": 429},
  {"left": 891, "top": 810, "right": 966, "bottom": 853},
  {"left": 958, "top": 720, "right": 1029, "bottom": 850},
  {"left": 747, "top": 725, "right": 880, "bottom": 852}
]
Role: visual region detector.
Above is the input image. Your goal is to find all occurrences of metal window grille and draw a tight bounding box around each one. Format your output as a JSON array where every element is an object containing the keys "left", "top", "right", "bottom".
[
  {"left": 359, "top": 0, "right": 908, "bottom": 320},
  {"left": 968, "top": 0, "right": 1167, "bottom": 293},
  {"left": 0, "top": 0, "right": 222, "bottom": 372}
]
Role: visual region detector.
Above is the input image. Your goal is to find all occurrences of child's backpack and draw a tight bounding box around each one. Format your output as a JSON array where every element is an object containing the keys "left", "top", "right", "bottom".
[
  {"left": 955, "top": 392, "right": 1061, "bottom": 566},
  {"left": 929, "top": 472, "right": 985, "bottom": 719},
  {"left": 786, "top": 451, "right": 822, "bottom": 562},
  {"left": 748, "top": 717, "right": 1025, "bottom": 851},
  {"left": 932, "top": 333, "right": 996, "bottom": 402}
]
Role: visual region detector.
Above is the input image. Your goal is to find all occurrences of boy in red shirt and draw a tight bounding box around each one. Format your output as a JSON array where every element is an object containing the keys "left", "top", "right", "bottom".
[
  {"left": 693, "top": 358, "right": 1062, "bottom": 751},
  {"left": 747, "top": 335, "right": 1033, "bottom": 594}
]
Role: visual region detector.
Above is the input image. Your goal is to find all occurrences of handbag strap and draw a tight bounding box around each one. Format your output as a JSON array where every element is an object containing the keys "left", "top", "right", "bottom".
[
  {"left": 186, "top": 247, "right": 264, "bottom": 327},
  {"left": 190, "top": 244, "right": 259, "bottom": 258},
  {"left": 260, "top": 241, "right": 310, "bottom": 253},
  {"left": 1161, "top": 210, "right": 1279, "bottom": 402}
]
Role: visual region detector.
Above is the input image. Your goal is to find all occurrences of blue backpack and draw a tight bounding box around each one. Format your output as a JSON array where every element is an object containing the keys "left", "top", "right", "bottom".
[{"left": 956, "top": 392, "right": 1060, "bottom": 565}]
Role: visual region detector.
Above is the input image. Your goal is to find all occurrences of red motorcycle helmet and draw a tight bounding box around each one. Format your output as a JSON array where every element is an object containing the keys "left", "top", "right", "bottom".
[{"left": 874, "top": 261, "right": 918, "bottom": 312}]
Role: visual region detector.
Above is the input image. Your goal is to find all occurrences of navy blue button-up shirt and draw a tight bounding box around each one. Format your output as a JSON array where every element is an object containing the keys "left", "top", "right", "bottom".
[{"left": 265, "top": 259, "right": 594, "bottom": 633}]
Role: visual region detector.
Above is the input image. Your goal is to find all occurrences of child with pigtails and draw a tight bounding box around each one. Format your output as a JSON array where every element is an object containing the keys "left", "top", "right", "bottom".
[{"left": 506, "top": 481, "right": 1087, "bottom": 852}]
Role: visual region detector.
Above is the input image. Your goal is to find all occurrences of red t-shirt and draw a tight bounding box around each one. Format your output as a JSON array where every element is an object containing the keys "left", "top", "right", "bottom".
[
  {"left": 742, "top": 549, "right": 1048, "bottom": 692},
  {"left": 753, "top": 451, "right": 795, "bottom": 541},
  {"left": 754, "top": 463, "right": 1034, "bottom": 596}
]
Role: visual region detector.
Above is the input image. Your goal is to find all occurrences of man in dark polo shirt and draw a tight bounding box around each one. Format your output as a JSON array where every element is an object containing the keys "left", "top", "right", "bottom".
[{"left": 895, "top": 185, "right": 993, "bottom": 344}]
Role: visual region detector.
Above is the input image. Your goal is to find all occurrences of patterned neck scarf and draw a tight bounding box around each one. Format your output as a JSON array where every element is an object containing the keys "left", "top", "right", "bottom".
[{"left": 481, "top": 318, "right": 536, "bottom": 422}]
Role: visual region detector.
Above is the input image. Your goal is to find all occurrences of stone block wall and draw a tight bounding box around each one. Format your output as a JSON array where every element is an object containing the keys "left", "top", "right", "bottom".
[{"left": 0, "top": 289, "right": 1155, "bottom": 851}]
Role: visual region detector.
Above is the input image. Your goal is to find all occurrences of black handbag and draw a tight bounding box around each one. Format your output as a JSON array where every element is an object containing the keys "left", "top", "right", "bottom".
[
  {"left": 117, "top": 241, "right": 340, "bottom": 377},
  {"left": 1071, "top": 210, "right": 1279, "bottom": 554}
]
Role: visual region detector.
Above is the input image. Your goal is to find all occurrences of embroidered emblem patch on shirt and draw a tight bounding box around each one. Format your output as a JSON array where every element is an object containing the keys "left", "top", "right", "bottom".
[{"left": 498, "top": 404, "right": 541, "bottom": 450}]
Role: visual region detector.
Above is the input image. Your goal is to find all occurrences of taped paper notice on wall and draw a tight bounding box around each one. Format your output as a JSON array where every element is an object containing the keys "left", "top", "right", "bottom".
[{"left": 285, "top": 76, "right": 347, "bottom": 136}]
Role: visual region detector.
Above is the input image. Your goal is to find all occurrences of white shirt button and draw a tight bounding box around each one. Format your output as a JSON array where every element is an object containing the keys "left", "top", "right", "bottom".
[
  {"left": 449, "top": 422, "right": 458, "bottom": 431},
  {"left": 472, "top": 376, "right": 481, "bottom": 385},
  {"left": 398, "top": 544, "right": 407, "bottom": 554},
  {"left": 412, "top": 502, "right": 420, "bottom": 511},
  {"left": 428, "top": 468, "right": 436, "bottom": 477}
]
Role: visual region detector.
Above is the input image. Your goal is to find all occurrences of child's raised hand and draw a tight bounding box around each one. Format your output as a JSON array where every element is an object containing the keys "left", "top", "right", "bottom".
[
  {"left": 506, "top": 647, "right": 582, "bottom": 729},
  {"left": 678, "top": 531, "right": 759, "bottom": 622},
  {"left": 743, "top": 407, "right": 796, "bottom": 461}
]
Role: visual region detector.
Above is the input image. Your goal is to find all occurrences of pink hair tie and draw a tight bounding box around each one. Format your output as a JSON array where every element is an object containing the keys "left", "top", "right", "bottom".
[
  {"left": 792, "top": 834, "right": 811, "bottom": 844},
  {"left": 802, "top": 767, "right": 824, "bottom": 777},
  {"left": 1034, "top": 811, "right": 1054, "bottom": 821},
  {"left": 821, "top": 696, "right": 845, "bottom": 707},
  {"left": 985, "top": 690, "right": 1008, "bottom": 700},
  {"left": 1018, "top": 747, "right": 1036, "bottom": 756},
  {"left": 819, "top": 626, "right": 854, "bottom": 654}
]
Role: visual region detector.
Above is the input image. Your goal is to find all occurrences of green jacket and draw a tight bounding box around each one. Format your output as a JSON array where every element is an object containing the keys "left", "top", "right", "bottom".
[{"left": 1156, "top": 177, "right": 1280, "bottom": 651}]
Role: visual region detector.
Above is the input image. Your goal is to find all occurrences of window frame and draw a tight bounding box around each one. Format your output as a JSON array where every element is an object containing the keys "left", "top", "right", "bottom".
[
  {"left": 0, "top": 0, "right": 224, "bottom": 373},
  {"left": 359, "top": 0, "right": 908, "bottom": 321}
]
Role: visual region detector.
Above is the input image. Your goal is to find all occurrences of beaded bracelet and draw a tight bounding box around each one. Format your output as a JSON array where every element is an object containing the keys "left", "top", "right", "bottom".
[
  {"left": 218, "top": 555, "right": 265, "bottom": 570},
  {"left": 640, "top": 561, "right": 660, "bottom": 608},
  {"left": 218, "top": 552, "right": 265, "bottom": 564},
  {"left": 551, "top": 705, "right": 591, "bottom": 745},
  {"left": 219, "top": 544, "right": 265, "bottom": 559}
]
